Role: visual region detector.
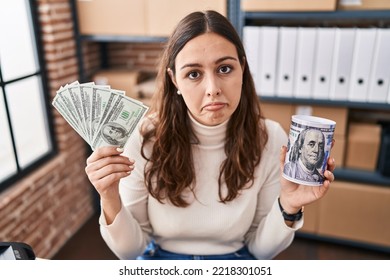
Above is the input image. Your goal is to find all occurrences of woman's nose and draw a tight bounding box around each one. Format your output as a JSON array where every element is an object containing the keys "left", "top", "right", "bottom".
[{"left": 205, "top": 76, "right": 221, "bottom": 97}]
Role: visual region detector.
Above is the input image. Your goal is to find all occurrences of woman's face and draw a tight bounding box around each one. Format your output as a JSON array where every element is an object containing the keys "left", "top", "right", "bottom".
[
  {"left": 300, "top": 130, "right": 324, "bottom": 169},
  {"left": 170, "top": 32, "right": 244, "bottom": 126}
]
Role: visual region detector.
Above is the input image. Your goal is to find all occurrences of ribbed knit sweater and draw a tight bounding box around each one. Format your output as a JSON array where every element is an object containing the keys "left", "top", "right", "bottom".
[{"left": 99, "top": 115, "right": 303, "bottom": 259}]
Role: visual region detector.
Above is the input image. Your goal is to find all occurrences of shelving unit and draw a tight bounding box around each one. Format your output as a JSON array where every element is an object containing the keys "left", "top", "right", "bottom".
[
  {"left": 239, "top": 1, "right": 390, "bottom": 251},
  {"left": 260, "top": 95, "right": 390, "bottom": 110},
  {"left": 239, "top": 3, "right": 390, "bottom": 188},
  {"left": 334, "top": 168, "right": 390, "bottom": 187}
]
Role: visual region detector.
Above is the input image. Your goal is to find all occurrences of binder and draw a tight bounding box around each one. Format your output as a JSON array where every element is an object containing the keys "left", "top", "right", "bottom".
[
  {"left": 257, "top": 26, "right": 279, "bottom": 97},
  {"left": 275, "top": 27, "right": 298, "bottom": 97},
  {"left": 243, "top": 26, "right": 260, "bottom": 95},
  {"left": 348, "top": 28, "right": 377, "bottom": 102},
  {"left": 293, "top": 27, "right": 317, "bottom": 98},
  {"left": 243, "top": 26, "right": 262, "bottom": 95},
  {"left": 329, "top": 28, "right": 356, "bottom": 101},
  {"left": 368, "top": 28, "right": 390, "bottom": 103},
  {"left": 312, "top": 27, "right": 336, "bottom": 100}
]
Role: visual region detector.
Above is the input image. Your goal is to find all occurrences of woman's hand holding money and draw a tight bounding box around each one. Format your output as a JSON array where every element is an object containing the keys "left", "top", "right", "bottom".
[
  {"left": 85, "top": 146, "right": 134, "bottom": 224},
  {"left": 278, "top": 145, "right": 336, "bottom": 226}
]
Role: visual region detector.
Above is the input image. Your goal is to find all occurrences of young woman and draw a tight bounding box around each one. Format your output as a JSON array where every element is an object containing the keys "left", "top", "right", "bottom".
[{"left": 85, "top": 10, "right": 335, "bottom": 260}]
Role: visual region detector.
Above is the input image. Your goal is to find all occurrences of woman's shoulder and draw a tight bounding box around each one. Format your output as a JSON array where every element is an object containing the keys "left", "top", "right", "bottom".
[
  {"left": 264, "top": 118, "right": 287, "bottom": 138},
  {"left": 263, "top": 118, "right": 288, "bottom": 152},
  {"left": 140, "top": 112, "right": 158, "bottom": 133}
]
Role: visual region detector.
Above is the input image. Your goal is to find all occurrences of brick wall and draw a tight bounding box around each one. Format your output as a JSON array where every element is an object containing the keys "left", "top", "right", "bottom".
[
  {"left": 0, "top": 0, "right": 95, "bottom": 259},
  {"left": 82, "top": 41, "right": 101, "bottom": 78},
  {"left": 0, "top": 0, "right": 165, "bottom": 259},
  {"left": 107, "top": 42, "right": 164, "bottom": 73}
]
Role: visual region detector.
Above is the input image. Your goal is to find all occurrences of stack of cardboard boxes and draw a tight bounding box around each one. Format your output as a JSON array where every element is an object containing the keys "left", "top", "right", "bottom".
[
  {"left": 93, "top": 69, "right": 145, "bottom": 99},
  {"left": 76, "top": 0, "right": 227, "bottom": 37}
]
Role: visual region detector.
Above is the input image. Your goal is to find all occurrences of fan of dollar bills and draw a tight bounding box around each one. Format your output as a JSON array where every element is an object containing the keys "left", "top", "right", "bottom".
[{"left": 52, "top": 81, "right": 149, "bottom": 150}]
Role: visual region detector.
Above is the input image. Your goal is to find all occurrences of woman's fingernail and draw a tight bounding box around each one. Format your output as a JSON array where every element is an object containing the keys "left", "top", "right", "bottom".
[{"left": 116, "top": 147, "right": 124, "bottom": 153}]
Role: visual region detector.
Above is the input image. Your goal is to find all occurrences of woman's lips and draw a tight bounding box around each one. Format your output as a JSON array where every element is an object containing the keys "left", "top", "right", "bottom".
[{"left": 203, "top": 102, "right": 226, "bottom": 111}]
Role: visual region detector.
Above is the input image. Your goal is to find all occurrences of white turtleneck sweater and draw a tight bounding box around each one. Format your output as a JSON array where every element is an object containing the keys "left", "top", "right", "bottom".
[{"left": 99, "top": 115, "right": 303, "bottom": 260}]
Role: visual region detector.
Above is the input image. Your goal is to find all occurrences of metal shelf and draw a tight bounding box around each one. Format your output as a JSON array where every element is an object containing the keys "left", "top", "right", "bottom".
[
  {"left": 259, "top": 96, "right": 390, "bottom": 110},
  {"left": 334, "top": 168, "right": 390, "bottom": 187},
  {"left": 79, "top": 35, "right": 167, "bottom": 43},
  {"left": 244, "top": 10, "right": 390, "bottom": 20},
  {"left": 296, "top": 232, "right": 390, "bottom": 254}
]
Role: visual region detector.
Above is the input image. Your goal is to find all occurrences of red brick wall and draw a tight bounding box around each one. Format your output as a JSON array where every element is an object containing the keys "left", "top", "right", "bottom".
[
  {"left": 0, "top": 0, "right": 164, "bottom": 259},
  {"left": 82, "top": 41, "right": 101, "bottom": 77},
  {"left": 0, "top": 0, "right": 95, "bottom": 259},
  {"left": 107, "top": 42, "right": 164, "bottom": 73}
]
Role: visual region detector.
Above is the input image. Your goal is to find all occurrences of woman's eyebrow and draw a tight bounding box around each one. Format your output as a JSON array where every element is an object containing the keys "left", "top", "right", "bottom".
[
  {"left": 215, "top": 56, "right": 237, "bottom": 64},
  {"left": 180, "top": 63, "right": 202, "bottom": 70},
  {"left": 179, "top": 56, "right": 238, "bottom": 70}
]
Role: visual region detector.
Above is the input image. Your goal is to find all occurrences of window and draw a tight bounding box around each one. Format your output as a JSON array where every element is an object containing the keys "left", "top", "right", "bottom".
[{"left": 0, "top": 0, "right": 55, "bottom": 191}]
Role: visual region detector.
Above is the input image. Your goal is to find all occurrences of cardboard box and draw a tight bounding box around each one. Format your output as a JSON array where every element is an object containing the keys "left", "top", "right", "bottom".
[
  {"left": 146, "top": 0, "right": 227, "bottom": 37},
  {"left": 93, "top": 69, "right": 144, "bottom": 99},
  {"left": 345, "top": 123, "right": 381, "bottom": 171},
  {"left": 242, "top": 0, "right": 337, "bottom": 12},
  {"left": 294, "top": 105, "right": 348, "bottom": 137},
  {"left": 318, "top": 181, "right": 390, "bottom": 247},
  {"left": 76, "top": 0, "right": 146, "bottom": 36},
  {"left": 261, "top": 101, "right": 294, "bottom": 133},
  {"left": 134, "top": 78, "right": 156, "bottom": 99},
  {"left": 338, "top": 0, "right": 390, "bottom": 10}
]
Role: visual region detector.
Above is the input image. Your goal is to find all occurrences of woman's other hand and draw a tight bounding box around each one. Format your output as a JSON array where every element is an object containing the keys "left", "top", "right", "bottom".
[
  {"left": 85, "top": 146, "right": 134, "bottom": 223},
  {"left": 278, "top": 142, "right": 336, "bottom": 215}
]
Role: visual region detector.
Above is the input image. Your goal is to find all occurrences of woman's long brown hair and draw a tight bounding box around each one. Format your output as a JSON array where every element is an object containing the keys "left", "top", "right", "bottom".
[{"left": 141, "top": 10, "right": 268, "bottom": 207}]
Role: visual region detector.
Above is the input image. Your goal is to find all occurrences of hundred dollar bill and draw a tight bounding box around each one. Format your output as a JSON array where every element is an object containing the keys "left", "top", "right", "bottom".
[
  {"left": 60, "top": 80, "right": 80, "bottom": 90},
  {"left": 58, "top": 87, "right": 85, "bottom": 132},
  {"left": 54, "top": 87, "right": 87, "bottom": 139},
  {"left": 78, "top": 82, "right": 95, "bottom": 142},
  {"left": 53, "top": 81, "right": 149, "bottom": 149},
  {"left": 91, "top": 94, "right": 148, "bottom": 150},
  {"left": 283, "top": 115, "right": 336, "bottom": 186},
  {"left": 81, "top": 85, "right": 124, "bottom": 142},
  {"left": 89, "top": 87, "right": 120, "bottom": 141},
  {"left": 52, "top": 95, "right": 90, "bottom": 144}
]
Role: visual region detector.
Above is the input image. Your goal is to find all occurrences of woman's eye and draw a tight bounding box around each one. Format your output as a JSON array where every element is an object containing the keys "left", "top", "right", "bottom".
[
  {"left": 219, "top": 65, "right": 232, "bottom": 74},
  {"left": 188, "top": 71, "right": 200, "bottom": 79}
]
